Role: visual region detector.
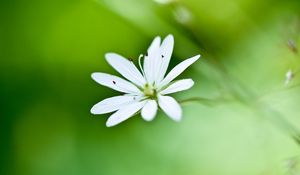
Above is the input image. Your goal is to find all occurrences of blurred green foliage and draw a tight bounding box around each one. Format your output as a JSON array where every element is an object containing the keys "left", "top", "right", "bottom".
[{"left": 1, "top": 0, "right": 300, "bottom": 174}]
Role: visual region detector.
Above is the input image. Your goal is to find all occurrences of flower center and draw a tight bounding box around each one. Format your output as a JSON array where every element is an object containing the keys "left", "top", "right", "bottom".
[{"left": 144, "top": 83, "right": 157, "bottom": 99}]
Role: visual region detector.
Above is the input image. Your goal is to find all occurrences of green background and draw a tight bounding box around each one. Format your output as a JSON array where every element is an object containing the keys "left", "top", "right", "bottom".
[{"left": 1, "top": 0, "right": 300, "bottom": 174}]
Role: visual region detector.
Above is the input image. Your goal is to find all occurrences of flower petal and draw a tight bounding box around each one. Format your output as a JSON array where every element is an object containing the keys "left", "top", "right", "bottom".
[
  {"left": 106, "top": 101, "right": 146, "bottom": 127},
  {"left": 160, "top": 79, "right": 194, "bottom": 95},
  {"left": 156, "top": 34, "right": 174, "bottom": 84},
  {"left": 91, "top": 72, "right": 141, "bottom": 94},
  {"left": 144, "top": 37, "right": 163, "bottom": 84},
  {"left": 141, "top": 100, "right": 158, "bottom": 121},
  {"left": 91, "top": 95, "right": 138, "bottom": 114},
  {"left": 105, "top": 53, "right": 146, "bottom": 87},
  {"left": 147, "top": 36, "right": 161, "bottom": 54},
  {"left": 158, "top": 95, "right": 182, "bottom": 122},
  {"left": 158, "top": 55, "right": 200, "bottom": 89}
]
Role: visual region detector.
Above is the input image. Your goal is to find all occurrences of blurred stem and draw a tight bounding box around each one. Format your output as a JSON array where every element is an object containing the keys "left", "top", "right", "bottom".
[
  {"left": 167, "top": 1, "right": 300, "bottom": 146},
  {"left": 179, "top": 96, "right": 233, "bottom": 106},
  {"left": 226, "top": 73, "right": 300, "bottom": 145},
  {"left": 224, "top": 69, "right": 300, "bottom": 145},
  {"left": 253, "top": 102, "right": 300, "bottom": 145},
  {"left": 175, "top": 5, "right": 300, "bottom": 144}
]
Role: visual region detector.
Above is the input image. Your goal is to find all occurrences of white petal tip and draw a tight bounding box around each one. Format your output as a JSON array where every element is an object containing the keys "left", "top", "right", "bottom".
[
  {"left": 105, "top": 52, "right": 123, "bottom": 64},
  {"left": 106, "top": 120, "right": 116, "bottom": 127},
  {"left": 90, "top": 108, "right": 96, "bottom": 114},
  {"left": 90, "top": 104, "right": 100, "bottom": 115},
  {"left": 190, "top": 80, "right": 195, "bottom": 88},
  {"left": 106, "top": 123, "right": 114, "bottom": 127},
  {"left": 172, "top": 113, "right": 182, "bottom": 122},
  {"left": 91, "top": 72, "right": 97, "bottom": 79},
  {"left": 143, "top": 118, "right": 154, "bottom": 122},
  {"left": 174, "top": 117, "right": 182, "bottom": 122},
  {"left": 187, "top": 78, "right": 195, "bottom": 85},
  {"left": 154, "top": 36, "right": 162, "bottom": 40},
  {"left": 194, "top": 54, "right": 201, "bottom": 60},
  {"left": 142, "top": 114, "right": 157, "bottom": 122},
  {"left": 104, "top": 52, "right": 114, "bottom": 57},
  {"left": 91, "top": 72, "right": 101, "bottom": 82},
  {"left": 187, "top": 54, "right": 200, "bottom": 65},
  {"left": 90, "top": 72, "right": 105, "bottom": 82},
  {"left": 104, "top": 53, "right": 114, "bottom": 62},
  {"left": 163, "top": 35, "right": 174, "bottom": 46},
  {"left": 141, "top": 100, "right": 158, "bottom": 122},
  {"left": 166, "top": 34, "right": 174, "bottom": 39},
  {"left": 90, "top": 105, "right": 102, "bottom": 115}
]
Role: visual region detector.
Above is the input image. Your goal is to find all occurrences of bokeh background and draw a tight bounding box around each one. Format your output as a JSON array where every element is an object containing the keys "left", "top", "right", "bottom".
[{"left": 1, "top": 0, "right": 300, "bottom": 174}]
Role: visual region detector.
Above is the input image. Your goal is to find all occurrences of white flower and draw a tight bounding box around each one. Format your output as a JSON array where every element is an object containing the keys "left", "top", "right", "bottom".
[{"left": 91, "top": 34, "right": 200, "bottom": 127}]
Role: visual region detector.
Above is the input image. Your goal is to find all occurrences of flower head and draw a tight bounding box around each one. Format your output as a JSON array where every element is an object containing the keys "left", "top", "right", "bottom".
[{"left": 91, "top": 34, "right": 200, "bottom": 127}]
